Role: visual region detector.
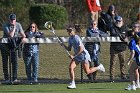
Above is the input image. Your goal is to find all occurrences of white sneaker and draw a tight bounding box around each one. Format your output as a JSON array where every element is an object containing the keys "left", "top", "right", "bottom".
[
  {"left": 98, "top": 64, "right": 105, "bottom": 72},
  {"left": 67, "top": 83, "right": 76, "bottom": 89},
  {"left": 12, "top": 79, "right": 21, "bottom": 84},
  {"left": 136, "top": 84, "right": 140, "bottom": 88},
  {"left": 125, "top": 84, "right": 136, "bottom": 90}
]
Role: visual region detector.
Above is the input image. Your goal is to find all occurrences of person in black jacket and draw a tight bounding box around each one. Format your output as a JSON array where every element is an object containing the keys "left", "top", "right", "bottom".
[
  {"left": 23, "top": 22, "right": 45, "bottom": 84},
  {"left": 105, "top": 5, "right": 118, "bottom": 32},
  {"left": 109, "top": 15, "right": 129, "bottom": 82}
]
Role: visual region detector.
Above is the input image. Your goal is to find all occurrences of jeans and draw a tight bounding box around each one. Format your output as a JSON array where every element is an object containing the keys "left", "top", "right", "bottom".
[
  {"left": 23, "top": 52, "right": 39, "bottom": 81},
  {"left": 0, "top": 44, "right": 18, "bottom": 81},
  {"left": 90, "top": 43, "right": 100, "bottom": 67}
]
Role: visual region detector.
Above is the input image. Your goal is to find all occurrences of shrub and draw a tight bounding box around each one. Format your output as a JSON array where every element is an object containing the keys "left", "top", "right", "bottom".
[{"left": 29, "top": 4, "right": 68, "bottom": 29}]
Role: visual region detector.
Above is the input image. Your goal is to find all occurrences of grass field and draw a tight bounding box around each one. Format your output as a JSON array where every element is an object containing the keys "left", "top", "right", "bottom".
[
  {"left": 0, "top": 82, "right": 139, "bottom": 93},
  {"left": 0, "top": 29, "right": 137, "bottom": 92}
]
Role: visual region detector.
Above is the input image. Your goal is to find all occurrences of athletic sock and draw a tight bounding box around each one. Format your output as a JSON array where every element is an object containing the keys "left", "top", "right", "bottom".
[
  {"left": 136, "top": 80, "right": 140, "bottom": 85},
  {"left": 71, "top": 80, "right": 75, "bottom": 84}
]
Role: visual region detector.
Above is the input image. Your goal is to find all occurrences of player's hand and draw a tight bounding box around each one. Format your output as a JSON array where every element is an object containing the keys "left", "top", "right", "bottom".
[
  {"left": 69, "top": 55, "right": 74, "bottom": 59},
  {"left": 127, "top": 61, "right": 130, "bottom": 65},
  {"left": 22, "top": 38, "right": 27, "bottom": 43}
]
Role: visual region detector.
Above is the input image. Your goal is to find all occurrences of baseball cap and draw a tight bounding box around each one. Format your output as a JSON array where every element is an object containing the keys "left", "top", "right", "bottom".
[
  {"left": 133, "top": 23, "right": 140, "bottom": 27},
  {"left": 9, "top": 13, "right": 16, "bottom": 20},
  {"left": 109, "top": 5, "right": 115, "bottom": 11},
  {"left": 115, "top": 15, "right": 122, "bottom": 21}
]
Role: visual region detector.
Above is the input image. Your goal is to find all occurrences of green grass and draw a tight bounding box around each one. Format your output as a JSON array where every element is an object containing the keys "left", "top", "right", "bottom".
[{"left": 0, "top": 82, "right": 139, "bottom": 93}]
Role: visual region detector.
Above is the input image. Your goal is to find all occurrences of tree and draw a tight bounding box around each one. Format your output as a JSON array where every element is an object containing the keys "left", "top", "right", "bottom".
[{"left": 0, "top": 0, "right": 30, "bottom": 29}]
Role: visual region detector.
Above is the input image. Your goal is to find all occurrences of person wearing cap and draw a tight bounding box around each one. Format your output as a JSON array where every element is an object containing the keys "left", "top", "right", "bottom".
[
  {"left": 125, "top": 23, "right": 140, "bottom": 90},
  {"left": 109, "top": 15, "right": 129, "bottom": 82},
  {"left": 63, "top": 26, "right": 105, "bottom": 89},
  {"left": 1, "top": 13, "right": 26, "bottom": 83},
  {"left": 105, "top": 5, "right": 117, "bottom": 32},
  {"left": 85, "top": 20, "right": 108, "bottom": 83},
  {"left": 86, "top": 0, "right": 101, "bottom": 23}
]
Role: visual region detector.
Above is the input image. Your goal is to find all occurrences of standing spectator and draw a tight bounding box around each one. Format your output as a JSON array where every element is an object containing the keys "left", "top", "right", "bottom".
[
  {"left": 109, "top": 16, "right": 129, "bottom": 82},
  {"left": 85, "top": 20, "right": 108, "bottom": 82},
  {"left": 105, "top": 5, "right": 117, "bottom": 31},
  {"left": 64, "top": 26, "right": 105, "bottom": 89},
  {"left": 23, "top": 22, "right": 45, "bottom": 83},
  {"left": 86, "top": 0, "right": 101, "bottom": 23},
  {"left": 125, "top": 23, "right": 140, "bottom": 90},
  {"left": 1, "top": 13, "right": 26, "bottom": 83}
]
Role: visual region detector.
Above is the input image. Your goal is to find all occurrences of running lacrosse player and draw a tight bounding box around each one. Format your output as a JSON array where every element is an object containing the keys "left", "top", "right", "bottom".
[
  {"left": 64, "top": 26, "right": 105, "bottom": 89},
  {"left": 125, "top": 23, "right": 140, "bottom": 90}
]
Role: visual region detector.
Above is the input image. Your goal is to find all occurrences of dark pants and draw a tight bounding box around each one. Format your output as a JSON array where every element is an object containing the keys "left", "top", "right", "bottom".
[{"left": 0, "top": 44, "right": 18, "bottom": 81}]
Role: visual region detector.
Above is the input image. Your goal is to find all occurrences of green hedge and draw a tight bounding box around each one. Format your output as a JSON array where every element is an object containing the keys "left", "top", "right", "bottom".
[{"left": 29, "top": 4, "right": 68, "bottom": 29}]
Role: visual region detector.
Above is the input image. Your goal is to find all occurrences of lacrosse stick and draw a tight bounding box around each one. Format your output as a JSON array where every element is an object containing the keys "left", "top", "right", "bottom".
[{"left": 44, "top": 21, "right": 71, "bottom": 56}]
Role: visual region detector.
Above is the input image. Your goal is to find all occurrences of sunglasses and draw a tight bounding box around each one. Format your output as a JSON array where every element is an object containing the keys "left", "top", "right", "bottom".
[
  {"left": 30, "top": 26, "right": 35, "bottom": 28},
  {"left": 91, "top": 23, "right": 96, "bottom": 25},
  {"left": 116, "top": 20, "right": 122, "bottom": 22},
  {"left": 134, "top": 26, "right": 139, "bottom": 28}
]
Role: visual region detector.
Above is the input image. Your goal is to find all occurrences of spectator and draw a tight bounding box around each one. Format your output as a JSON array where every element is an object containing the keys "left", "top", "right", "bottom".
[
  {"left": 105, "top": 5, "right": 117, "bottom": 32},
  {"left": 85, "top": 20, "right": 108, "bottom": 82},
  {"left": 98, "top": 11, "right": 108, "bottom": 33},
  {"left": 64, "top": 26, "right": 105, "bottom": 89},
  {"left": 86, "top": 0, "right": 101, "bottom": 23},
  {"left": 125, "top": 24, "right": 140, "bottom": 90},
  {"left": 109, "top": 15, "right": 129, "bottom": 82},
  {"left": 1, "top": 13, "right": 26, "bottom": 83},
  {"left": 23, "top": 22, "right": 45, "bottom": 83}
]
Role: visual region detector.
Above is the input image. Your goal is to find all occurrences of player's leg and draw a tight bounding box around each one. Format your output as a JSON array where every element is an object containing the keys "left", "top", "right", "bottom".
[
  {"left": 67, "top": 60, "right": 78, "bottom": 89},
  {"left": 125, "top": 61, "right": 137, "bottom": 90},
  {"left": 83, "top": 61, "right": 105, "bottom": 75},
  {"left": 135, "top": 69, "right": 140, "bottom": 88}
]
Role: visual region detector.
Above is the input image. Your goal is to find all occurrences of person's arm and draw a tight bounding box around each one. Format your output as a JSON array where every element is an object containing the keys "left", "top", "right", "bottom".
[
  {"left": 86, "top": 28, "right": 92, "bottom": 37},
  {"left": 18, "top": 23, "right": 26, "bottom": 38},
  {"left": 74, "top": 36, "right": 84, "bottom": 57},
  {"left": 3, "top": 24, "right": 16, "bottom": 37},
  {"left": 74, "top": 45, "right": 84, "bottom": 58},
  {"left": 127, "top": 50, "right": 135, "bottom": 65},
  {"left": 8, "top": 25, "right": 16, "bottom": 37},
  {"left": 34, "top": 31, "right": 45, "bottom": 38}
]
